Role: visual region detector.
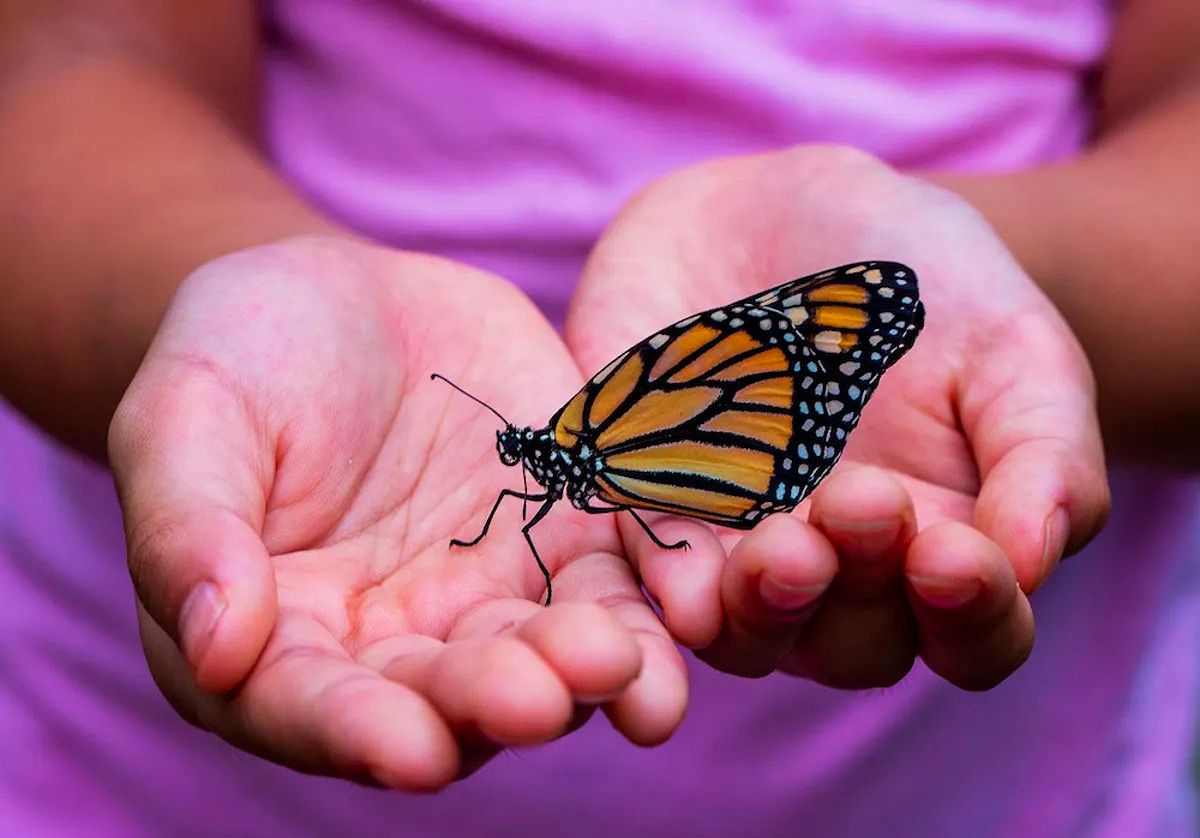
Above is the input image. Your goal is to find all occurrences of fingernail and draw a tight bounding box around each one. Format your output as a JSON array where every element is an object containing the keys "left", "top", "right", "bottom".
[
  {"left": 908, "top": 574, "right": 980, "bottom": 609},
  {"left": 759, "top": 575, "right": 828, "bottom": 611},
  {"left": 179, "top": 582, "right": 227, "bottom": 666},
  {"left": 1042, "top": 506, "right": 1069, "bottom": 577}
]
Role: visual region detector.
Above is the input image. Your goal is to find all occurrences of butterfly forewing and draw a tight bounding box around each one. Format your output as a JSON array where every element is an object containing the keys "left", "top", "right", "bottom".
[{"left": 552, "top": 261, "right": 923, "bottom": 527}]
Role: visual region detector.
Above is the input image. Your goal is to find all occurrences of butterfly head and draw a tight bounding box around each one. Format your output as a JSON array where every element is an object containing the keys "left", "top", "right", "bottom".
[{"left": 495, "top": 426, "right": 526, "bottom": 467}]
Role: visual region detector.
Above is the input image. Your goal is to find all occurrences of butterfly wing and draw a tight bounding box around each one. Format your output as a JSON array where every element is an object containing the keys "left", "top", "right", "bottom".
[{"left": 552, "top": 261, "right": 924, "bottom": 528}]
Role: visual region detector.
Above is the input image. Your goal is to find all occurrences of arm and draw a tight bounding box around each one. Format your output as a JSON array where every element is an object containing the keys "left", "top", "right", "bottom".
[
  {"left": 929, "top": 0, "right": 1200, "bottom": 464},
  {"left": 0, "top": 1, "right": 337, "bottom": 456}
]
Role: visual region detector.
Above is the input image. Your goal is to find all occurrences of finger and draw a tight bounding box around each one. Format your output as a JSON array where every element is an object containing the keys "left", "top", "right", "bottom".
[
  {"left": 415, "top": 553, "right": 686, "bottom": 747},
  {"left": 960, "top": 312, "right": 1110, "bottom": 592},
  {"left": 370, "top": 637, "right": 573, "bottom": 747},
  {"left": 552, "top": 551, "right": 689, "bottom": 745},
  {"left": 695, "top": 515, "right": 836, "bottom": 677},
  {"left": 780, "top": 467, "right": 918, "bottom": 689},
  {"left": 110, "top": 368, "right": 276, "bottom": 693},
  {"left": 906, "top": 522, "right": 1035, "bottom": 690},
  {"left": 142, "top": 611, "right": 460, "bottom": 790},
  {"left": 618, "top": 514, "right": 727, "bottom": 648}
]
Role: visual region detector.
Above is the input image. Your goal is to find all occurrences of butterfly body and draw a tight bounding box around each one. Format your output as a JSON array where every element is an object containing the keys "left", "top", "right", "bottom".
[
  {"left": 494, "top": 425, "right": 605, "bottom": 510},
  {"left": 440, "top": 261, "right": 924, "bottom": 604}
]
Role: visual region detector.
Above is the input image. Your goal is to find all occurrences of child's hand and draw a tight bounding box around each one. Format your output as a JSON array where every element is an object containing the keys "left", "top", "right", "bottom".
[
  {"left": 108, "top": 237, "right": 685, "bottom": 789},
  {"left": 567, "top": 147, "right": 1110, "bottom": 689}
]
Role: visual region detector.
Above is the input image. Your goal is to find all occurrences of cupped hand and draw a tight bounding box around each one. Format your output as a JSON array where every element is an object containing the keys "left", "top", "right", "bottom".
[
  {"left": 109, "top": 237, "right": 686, "bottom": 789},
  {"left": 567, "top": 146, "right": 1110, "bottom": 690}
]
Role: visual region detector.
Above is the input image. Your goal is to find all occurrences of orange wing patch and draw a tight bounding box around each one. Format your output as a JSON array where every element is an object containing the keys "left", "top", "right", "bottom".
[
  {"left": 668, "top": 330, "right": 762, "bottom": 384},
  {"left": 812, "top": 305, "right": 870, "bottom": 329},
  {"left": 699, "top": 409, "right": 792, "bottom": 448},
  {"left": 708, "top": 347, "right": 789, "bottom": 382},
  {"left": 805, "top": 284, "right": 870, "bottom": 305},
  {"left": 589, "top": 351, "right": 645, "bottom": 427},
  {"left": 596, "top": 474, "right": 756, "bottom": 520},
  {"left": 605, "top": 440, "right": 774, "bottom": 494},
  {"left": 596, "top": 386, "right": 721, "bottom": 449},
  {"left": 554, "top": 389, "right": 589, "bottom": 447},
  {"left": 734, "top": 376, "right": 793, "bottom": 409},
  {"left": 648, "top": 322, "right": 722, "bottom": 380}
]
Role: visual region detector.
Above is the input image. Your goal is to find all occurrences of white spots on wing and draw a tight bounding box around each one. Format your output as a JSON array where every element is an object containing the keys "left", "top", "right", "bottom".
[
  {"left": 729, "top": 317, "right": 744, "bottom": 328},
  {"left": 814, "top": 330, "right": 843, "bottom": 353},
  {"left": 760, "top": 318, "right": 773, "bottom": 330},
  {"left": 796, "top": 443, "right": 809, "bottom": 459},
  {"left": 677, "top": 314, "right": 700, "bottom": 328},
  {"left": 864, "top": 268, "right": 883, "bottom": 284},
  {"left": 839, "top": 361, "right": 860, "bottom": 376},
  {"left": 710, "top": 310, "right": 728, "bottom": 322},
  {"left": 846, "top": 265, "right": 866, "bottom": 274},
  {"left": 593, "top": 355, "right": 625, "bottom": 384},
  {"left": 848, "top": 385, "right": 862, "bottom": 400},
  {"left": 826, "top": 382, "right": 840, "bottom": 396},
  {"left": 787, "top": 306, "right": 810, "bottom": 327},
  {"left": 801, "top": 418, "right": 815, "bottom": 431},
  {"left": 827, "top": 399, "right": 845, "bottom": 415},
  {"left": 648, "top": 333, "right": 669, "bottom": 349},
  {"left": 879, "top": 287, "right": 895, "bottom": 299},
  {"left": 879, "top": 312, "right": 894, "bottom": 323}
]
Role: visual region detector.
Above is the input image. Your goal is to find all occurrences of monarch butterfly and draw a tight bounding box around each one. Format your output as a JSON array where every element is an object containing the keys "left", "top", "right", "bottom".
[{"left": 433, "top": 261, "right": 924, "bottom": 604}]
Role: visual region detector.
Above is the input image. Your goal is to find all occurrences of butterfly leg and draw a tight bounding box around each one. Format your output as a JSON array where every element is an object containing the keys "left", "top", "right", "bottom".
[
  {"left": 451, "top": 489, "right": 549, "bottom": 548},
  {"left": 626, "top": 508, "right": 690, "bottom": 551},
  {"left": 522, "top": 497, "right": 558, "bottom": 606}
]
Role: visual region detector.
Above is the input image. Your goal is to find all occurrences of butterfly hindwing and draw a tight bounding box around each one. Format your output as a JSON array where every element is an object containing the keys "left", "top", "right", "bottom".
[{"left": 552, "top": 261, "right": 924, "bottom": 527}]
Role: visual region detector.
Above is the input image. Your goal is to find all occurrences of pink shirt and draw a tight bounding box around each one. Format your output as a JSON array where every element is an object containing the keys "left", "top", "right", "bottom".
[{"left": 3, "top": 2, "right": 1199, "bottom": 834}]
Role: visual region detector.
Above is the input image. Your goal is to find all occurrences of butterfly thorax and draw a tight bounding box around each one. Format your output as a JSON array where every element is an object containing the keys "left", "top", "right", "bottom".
[{"left": 498, "top": 425, "right": 604, "bottom": 508}]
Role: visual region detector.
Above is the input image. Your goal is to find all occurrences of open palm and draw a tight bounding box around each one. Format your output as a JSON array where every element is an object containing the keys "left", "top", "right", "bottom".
[
  {"left": 568, "top": 147, "right": 1110, "bottom": 689},
  {"left": 109, "top": 237, "right": 685, "bottom": 789}
]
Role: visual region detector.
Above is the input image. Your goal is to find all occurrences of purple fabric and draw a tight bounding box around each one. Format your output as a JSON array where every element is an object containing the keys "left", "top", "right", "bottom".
[{"left": 3, "top": 2, "right": 1199, "bottom": 834}]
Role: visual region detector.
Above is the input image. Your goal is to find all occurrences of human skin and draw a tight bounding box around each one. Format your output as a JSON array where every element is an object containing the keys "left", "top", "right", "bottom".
[
  {"left": 110, "top": 238, "right": 689, "bottom": 786},
  {"left": 568, "top": 147, "right": 1109, "bottom": 688},
  {"left": 0, "top": 1, "right": 1196, "bottom": 790}
]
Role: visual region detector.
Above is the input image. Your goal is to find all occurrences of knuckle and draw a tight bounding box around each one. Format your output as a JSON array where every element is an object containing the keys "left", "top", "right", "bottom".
[{"left": 125, "top": 514, "right": 185, "bottom": 605}]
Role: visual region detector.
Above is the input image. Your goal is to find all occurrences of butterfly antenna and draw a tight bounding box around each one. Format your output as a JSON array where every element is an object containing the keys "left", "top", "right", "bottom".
[{"left": 430, "top": 373, "right": 511, "bottom": 426}]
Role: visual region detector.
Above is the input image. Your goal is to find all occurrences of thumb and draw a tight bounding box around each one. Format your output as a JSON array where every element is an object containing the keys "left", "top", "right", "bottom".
[{"left": 109, "top": 364, "right": 277, "bottom": 693}]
